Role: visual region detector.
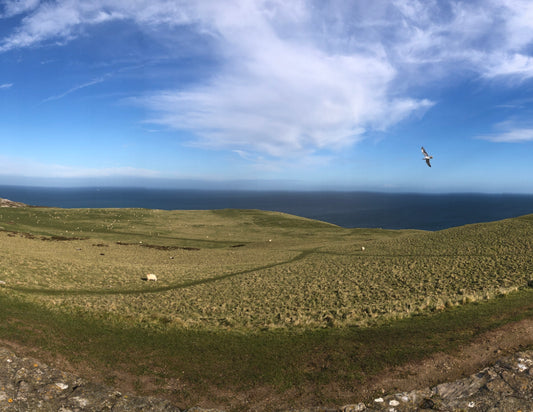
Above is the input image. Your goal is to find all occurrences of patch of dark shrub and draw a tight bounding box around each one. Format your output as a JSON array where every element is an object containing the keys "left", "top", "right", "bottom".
[
  {"left": 115, "top": 241, "right": 199, "bottom": 251},
  {"left": 141, "top": 244, "right": 200, "bottom": 251},
  {"left": 41, "top": 235, "right": 85, "bottom": 241}
]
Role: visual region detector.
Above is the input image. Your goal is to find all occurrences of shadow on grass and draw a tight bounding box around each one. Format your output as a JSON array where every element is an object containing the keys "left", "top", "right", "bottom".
[
  {"left": 0, "top": 288, "right": 532, "bottom": 407},
  {"left": 6, "top": 249, "right": 317, "bottom": 296}
]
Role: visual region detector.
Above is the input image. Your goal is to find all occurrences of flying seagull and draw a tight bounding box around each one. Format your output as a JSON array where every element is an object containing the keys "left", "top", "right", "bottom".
[{"left": 421, "top": 147, "right": 433, "bottom": 167}]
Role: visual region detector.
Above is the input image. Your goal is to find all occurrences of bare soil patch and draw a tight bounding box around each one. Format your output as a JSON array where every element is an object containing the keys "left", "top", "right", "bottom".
[{"left": 359, "top": 317, "right": 533, "bottom": 401}]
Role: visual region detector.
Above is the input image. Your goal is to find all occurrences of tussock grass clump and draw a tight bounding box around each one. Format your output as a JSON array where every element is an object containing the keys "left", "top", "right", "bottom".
[{"left": 0, "top": 207, "right": 531, "bottom": 330}]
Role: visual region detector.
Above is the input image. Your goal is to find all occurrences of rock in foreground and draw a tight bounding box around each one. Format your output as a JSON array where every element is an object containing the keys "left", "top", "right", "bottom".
[
  {"left": 1, "top": 346, "right": 532, "bottom": 411},
  {"left": 337, "top": 349, "right": 533, "bottom": 412},
  {"left": 0, "top": 347, "right": 180, "bottom": 411}
]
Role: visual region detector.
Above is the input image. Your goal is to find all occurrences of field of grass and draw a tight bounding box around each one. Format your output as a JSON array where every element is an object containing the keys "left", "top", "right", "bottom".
[
  {"left": 1, "top": 207, "right": 531, "bottom": 330},
  {"left": 0, "top": 206, "right": 532, "bottom": 408}
]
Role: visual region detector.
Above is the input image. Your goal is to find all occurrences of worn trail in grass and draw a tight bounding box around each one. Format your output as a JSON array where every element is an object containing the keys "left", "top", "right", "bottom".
[{"left": 7, "top": 248, "right": 317, "bottom": 296}]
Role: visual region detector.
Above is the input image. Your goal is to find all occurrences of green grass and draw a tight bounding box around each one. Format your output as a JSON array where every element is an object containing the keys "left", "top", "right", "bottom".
[
  {"left": 1, "top": 287, "right": 532, "bottom": 407},
  {"left": 0, "top": 206, "right": 532, "bottom": 408},
  {"left": 2, "top": 208, "right": 531, "bottom": 330}
]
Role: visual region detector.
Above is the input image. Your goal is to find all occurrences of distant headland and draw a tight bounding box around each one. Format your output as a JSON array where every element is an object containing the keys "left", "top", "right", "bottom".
[
  {"left": 2, "top": 187, "right": 533, "bottom": 230},
  {"left": 0, "top": 197, "right": 27, "bottom": 208}
]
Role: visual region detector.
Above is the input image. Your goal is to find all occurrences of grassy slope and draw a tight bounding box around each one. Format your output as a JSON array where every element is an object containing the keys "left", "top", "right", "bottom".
[{"left": 0, "top": 206, "right": 532, "bottom": 408}]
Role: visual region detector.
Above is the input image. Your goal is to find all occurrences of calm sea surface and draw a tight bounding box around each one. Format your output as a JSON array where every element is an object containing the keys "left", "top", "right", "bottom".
[{"left": 2, "top": 185, "right": 533, "bottom": 231}]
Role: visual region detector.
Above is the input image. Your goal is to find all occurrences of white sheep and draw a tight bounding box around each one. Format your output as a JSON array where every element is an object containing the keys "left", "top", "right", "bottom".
[
  {"left": 361, "top": 246, "right": 365, "bottom": 251},
  {"left": 145, "top": 273, "right": 158, "bottom": 281}
]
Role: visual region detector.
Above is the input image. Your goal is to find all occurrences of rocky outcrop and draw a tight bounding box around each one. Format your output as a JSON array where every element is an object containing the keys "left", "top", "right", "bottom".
[
  {"left": 0, "top": 347, "right": 180, "bottom": 411},
  {"left": 1, "top": 347, "right": 532, "bottom": 411},
  {"left": 336, "top": 349, "right": 533, "bottom": 412},
  {"left": 0, "top": 198, "right": 26, "bottom": 208}
]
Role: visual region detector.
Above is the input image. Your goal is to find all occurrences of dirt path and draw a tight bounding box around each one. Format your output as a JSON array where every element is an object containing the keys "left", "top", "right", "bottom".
[
  {"left": 233, "top": 318, "right": 533, "bottom": 410},
  {"left": 1, "top": 318, "right": 532, "bottom": 410},
  {"left": 359, "top": 317, "right": 533, "bottom": 400}
]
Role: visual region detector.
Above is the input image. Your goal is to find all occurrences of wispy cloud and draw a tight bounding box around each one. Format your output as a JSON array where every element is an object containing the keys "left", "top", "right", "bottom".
[
  {"left": 0, "top": 0, "right": 192, "bottom": 53},
  {"left": 483, "top": 53, "right": 533, "bottom": 80},
  {"left": 386, "top": 0, "right": 533, "bottom": 82},
  {"left": 3, "top": 0, "right": 533, "bottom": 157},
  {"left": 0, "top": 0, "right": 39, "bottom": 18},
  {"left": 42, "top": 75, "right": 110, "bottom": 103},
  {"left": 232, "top": 150, "right": 254, "bottom": 161},
  {"left": 0, "top": 155, "right": 162, "bottom": 178},
  {"left": 477, "top": 127, "right": 533, "bottom": 143},
  {"left": 130, "top": 1, "right": 435, "bottom": 157},
  {"left": 0, "top": 83, "right": 12, "bottom": 89},
  {"left": 476, "top": 117, "right": 533, "bottom": 142}
]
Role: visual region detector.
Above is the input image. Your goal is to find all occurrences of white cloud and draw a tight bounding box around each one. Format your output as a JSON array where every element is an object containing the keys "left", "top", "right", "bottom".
[
  {"left": 132, "top": 1, "right": 434, "bottom": 157},
  {"left": 496, "top": 0, "right": 533, "bottom": 50},
  {"left": 483, "top": 53, "right": 533, "bottom": 79},
  {"left": 3, "top": 0, "right": 533, "bottom": 157},
  {"left": 0, "top": 0, "right": 40, "bottom": 18},
  {"left": 0, "top": 83, "right": 12, "bottom": 89},
  {"left": 477, "top": 127, "right": 533, "bottom": 143},
  {"left": 0, "top": 0, "right": 194, "bottom": 52},
  {"left": 0, "top": 155, "right": 161, "bottom": 178},
  {"left": 232, "top": 150, "right": 253, "bottom": 161},
  {"left": 42, "top": 75, "right": 109, "bottom": 103},
  {"left": 389, "top": 0, "right": 533, "bottom": 81},
  {"left": 139, "top": 49, "right": 432, "bottom": 156}
]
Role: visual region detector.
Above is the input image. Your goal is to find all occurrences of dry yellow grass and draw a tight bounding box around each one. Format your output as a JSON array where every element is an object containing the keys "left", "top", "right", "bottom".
[{"left": 1, "top": 208, "right": 531, "bottom": 331}]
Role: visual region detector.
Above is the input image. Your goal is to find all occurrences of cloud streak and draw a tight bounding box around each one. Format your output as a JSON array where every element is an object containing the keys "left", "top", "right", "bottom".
[
  {"left": 0, "top": 154, "right": 162, "bottom": 179},
  {"left": 0, "top": 0, "right": 193, "bottom": 53},
  {"left": 477, "top": 126, "right": 533, "bottom": 143},
  {"left": 41, "top": 75, "right": 110, "bottom": 103}
]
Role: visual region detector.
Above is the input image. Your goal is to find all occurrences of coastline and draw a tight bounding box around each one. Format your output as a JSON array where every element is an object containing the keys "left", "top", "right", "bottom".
[{"left": 2, "top": 187, "right": 533, "bottom": 230}]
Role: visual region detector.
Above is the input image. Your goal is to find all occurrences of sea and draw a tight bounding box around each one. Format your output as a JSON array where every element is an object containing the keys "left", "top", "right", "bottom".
[{"left": 2, "top": 185, "right": 533, "bottom": 231}]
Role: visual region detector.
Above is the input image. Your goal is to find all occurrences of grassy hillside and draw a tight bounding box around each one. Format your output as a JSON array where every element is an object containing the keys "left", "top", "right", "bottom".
[
  {"left": 1, "top": 207, "right": 530, "bottom": 330},
  {"left": 0, "top": 206, "right": 532, "bottom": 408}
]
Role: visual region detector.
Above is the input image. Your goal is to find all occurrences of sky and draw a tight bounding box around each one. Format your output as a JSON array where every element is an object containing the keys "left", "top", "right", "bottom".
[{"left": 1, "top": 0, "right": 533, "bottom": 193}]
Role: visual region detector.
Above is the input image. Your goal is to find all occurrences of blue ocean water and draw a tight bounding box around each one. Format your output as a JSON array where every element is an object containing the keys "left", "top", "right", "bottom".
[{"left": 1, "top": 185, "right": 533, "bottom": 231}]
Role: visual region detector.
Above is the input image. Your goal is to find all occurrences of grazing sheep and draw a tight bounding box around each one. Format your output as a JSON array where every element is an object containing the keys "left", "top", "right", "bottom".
[
  {"left": 361, "top": 246, "right": 365, "bottom": 251},
  {"left": 144, "top": 273, "right": 158, "bottom": 281}
]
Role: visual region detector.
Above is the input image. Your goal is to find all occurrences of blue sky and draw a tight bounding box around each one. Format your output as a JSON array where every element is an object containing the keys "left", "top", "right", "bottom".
[{"left": 1, "top": 0, "right": 533, "bottom": 193}]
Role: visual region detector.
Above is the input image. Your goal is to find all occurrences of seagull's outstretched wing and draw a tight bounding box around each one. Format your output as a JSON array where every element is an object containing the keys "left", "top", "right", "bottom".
[{"left": 421, "top": 146, "right": 432, "bottom": 167}]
